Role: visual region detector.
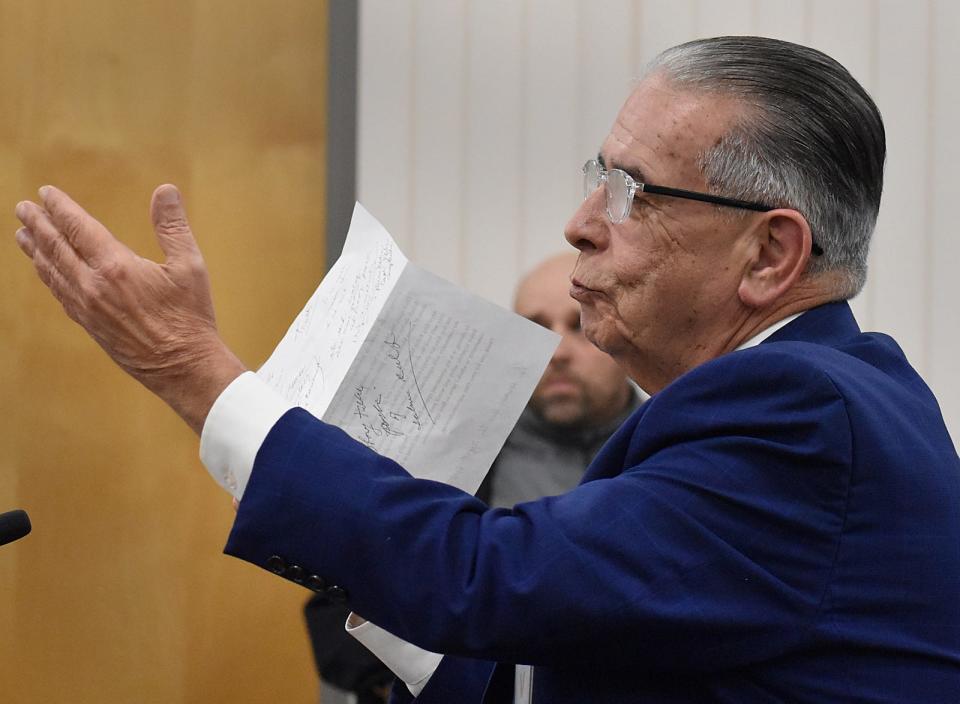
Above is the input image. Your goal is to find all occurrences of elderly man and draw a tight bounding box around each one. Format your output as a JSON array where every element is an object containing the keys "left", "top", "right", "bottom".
[{"left": 14, "top": 35, "right": 960, "bottom": 704}]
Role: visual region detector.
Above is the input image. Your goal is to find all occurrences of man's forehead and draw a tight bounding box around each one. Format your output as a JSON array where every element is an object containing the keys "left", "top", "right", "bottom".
[
  {"left": 601, "top": 76, "right": 743, "bottom": 178},
  {"left": 515, "top": 256, "right": 579, "bottom": 316}
]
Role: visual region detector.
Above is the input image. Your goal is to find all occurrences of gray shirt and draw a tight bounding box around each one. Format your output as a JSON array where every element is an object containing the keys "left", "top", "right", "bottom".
[{"left": 479, "top": 391, "right": 643, "bottom": 508}]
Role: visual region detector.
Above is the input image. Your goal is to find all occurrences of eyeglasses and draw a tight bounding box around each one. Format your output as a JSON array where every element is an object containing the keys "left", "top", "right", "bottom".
[{"left": 582, "top": 159, "right": 823, "bottom": 256}]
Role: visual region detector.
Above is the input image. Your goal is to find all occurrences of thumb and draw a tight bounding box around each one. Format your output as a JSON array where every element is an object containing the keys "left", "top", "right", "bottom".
[{"left": 150, "top": 184, "right": 201, "bottom": 262}]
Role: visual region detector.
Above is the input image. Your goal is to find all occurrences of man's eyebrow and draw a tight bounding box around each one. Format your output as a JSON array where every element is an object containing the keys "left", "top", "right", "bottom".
[{"left": 597, "top": 151, "right": 647, "bottom": 183}]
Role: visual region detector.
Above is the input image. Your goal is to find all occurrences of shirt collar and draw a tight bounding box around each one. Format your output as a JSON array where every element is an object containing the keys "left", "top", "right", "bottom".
[{"left": 734, "top": 312, "right": 804, "bottom": 352}]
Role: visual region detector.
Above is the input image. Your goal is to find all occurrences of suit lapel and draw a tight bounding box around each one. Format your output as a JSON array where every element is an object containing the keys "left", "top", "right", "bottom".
[{"left": 579, "top": 403, "right": 648, "bottom": 484}]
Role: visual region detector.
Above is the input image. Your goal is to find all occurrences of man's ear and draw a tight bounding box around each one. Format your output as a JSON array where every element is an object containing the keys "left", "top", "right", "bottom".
[{"left": 738, "top": 209, "right": 814, "bottom": 308}]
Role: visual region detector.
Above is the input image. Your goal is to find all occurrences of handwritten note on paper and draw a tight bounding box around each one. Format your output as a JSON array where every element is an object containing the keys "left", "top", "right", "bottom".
[{"left": 257, "top": 203, "right": 559, "bottom": 493}]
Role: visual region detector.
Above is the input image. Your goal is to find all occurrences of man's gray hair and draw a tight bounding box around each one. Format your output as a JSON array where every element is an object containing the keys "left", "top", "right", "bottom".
[{"left": 645, "top": 36, "right": 885, "bottom": 297}]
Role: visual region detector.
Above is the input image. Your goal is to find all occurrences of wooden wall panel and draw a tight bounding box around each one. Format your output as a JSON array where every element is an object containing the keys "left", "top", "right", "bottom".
[
  {"left": 357, "top": 0, "right": 959, "bottom": 445},
  {"left": 0, "top": 2, "right": 327, "bottom": 702}
]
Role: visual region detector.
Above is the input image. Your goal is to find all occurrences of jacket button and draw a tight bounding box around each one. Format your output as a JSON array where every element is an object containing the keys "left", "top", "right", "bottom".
[
  {"left": 287, "top": 565, "right": 305, "bottom": 583},
  {"left": 304, "top": 575, "right": 327, "bottom": 592},
  {"left": 326, "top": 585, "right": 348, "bottom": 604},
  {"left": 266, "top": 555, "right": 286, "bottom": 575}
]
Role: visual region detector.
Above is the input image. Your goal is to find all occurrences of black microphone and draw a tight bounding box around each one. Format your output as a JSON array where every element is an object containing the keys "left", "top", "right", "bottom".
[{"left": 0, "top": 510, "right": 31, "bottom": 547}]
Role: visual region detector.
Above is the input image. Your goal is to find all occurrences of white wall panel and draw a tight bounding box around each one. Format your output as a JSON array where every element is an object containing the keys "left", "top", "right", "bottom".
[
  {"left": 751, "top": 0, "right": 808, "bottom": 44},
  {"left": 930, "top": 1, "right": 960, "bottom": 441},
  {"left": 807, "top": 0, "right": 875, "bottom": 327},
  {"left": 357, "top": 0, "right": 959, "bottom": 445},
  {"left": 697, "top": 0, "right": 754, "bottom": 37},
  {"left": 871, "top": 1, "right": 930, "bottom": 369},
  {"left": 807, "top": 0, "right": 874, "bottom": 84},
  {"left": 357, "top": 1, "right": 414, "bottom": 251},
  {"left": 521, "top": 0, "right": 580, "bottom": 273},
  {"left": 460, "top": 0, "right": 525, "bottom": 306},
  {"left": 577, "top": 1, "right": 635, "bottom": 173},
  {"left": 410, "top": 0, "right": 468, "bottom": 281},
  {"left": 637, "top": 0, "right": 698, "bottom": 67}
]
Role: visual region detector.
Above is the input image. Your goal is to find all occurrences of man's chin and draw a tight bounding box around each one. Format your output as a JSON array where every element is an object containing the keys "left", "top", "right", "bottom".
[{"left": 535, "top": 398, "right": 587, "bottom": 427}]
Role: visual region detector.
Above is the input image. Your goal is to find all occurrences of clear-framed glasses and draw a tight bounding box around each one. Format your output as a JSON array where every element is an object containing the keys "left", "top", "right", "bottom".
[{"left": 581, "top": 159, "right": 824, "bottom": 256}]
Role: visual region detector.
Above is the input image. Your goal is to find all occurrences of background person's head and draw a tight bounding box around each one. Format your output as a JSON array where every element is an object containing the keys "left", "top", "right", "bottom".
[
  {"left": 514, "top": 252, "right": 632, "bottom": 428},
  {"left": 565, "top": 36, "right": 886, "bottom": 394}
]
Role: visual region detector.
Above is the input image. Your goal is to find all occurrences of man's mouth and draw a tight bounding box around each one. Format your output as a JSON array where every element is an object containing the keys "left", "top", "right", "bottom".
[
  {"left": 569, "top": 278, "right": 600, "bottom": 300},
  {"left": 540, "top": 374, "right": 579, "bottom": 393}
]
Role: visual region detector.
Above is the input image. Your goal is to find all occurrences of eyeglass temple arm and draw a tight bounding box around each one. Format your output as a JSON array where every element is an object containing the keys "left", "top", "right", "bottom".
[
  {"left": 639, "top": 183, "right": 824, "bottom": 256},
  {"left": 639, "top": 183, "right": 772, "bottom": 212}
]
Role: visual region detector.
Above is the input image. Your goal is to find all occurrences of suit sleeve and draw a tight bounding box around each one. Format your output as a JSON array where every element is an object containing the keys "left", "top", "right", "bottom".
[{"left": 225, "top": 347, "right": 853, "bottom": 672}]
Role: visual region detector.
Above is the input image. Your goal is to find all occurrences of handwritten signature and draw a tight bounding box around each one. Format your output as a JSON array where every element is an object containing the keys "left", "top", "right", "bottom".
[
  {"left": 384, "top": 333, "right": 406, "bottom": 381},
  {"left": 353, "top": 385, "right": 368, "bottom": 420},
  {"left": 404, "top": 390, "right": 424, "bottom": 431}
]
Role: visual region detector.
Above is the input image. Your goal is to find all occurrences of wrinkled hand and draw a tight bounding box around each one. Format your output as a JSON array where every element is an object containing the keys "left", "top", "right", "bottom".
[{"left": 14, "top": 184, "right": 247, "bottom": 434}]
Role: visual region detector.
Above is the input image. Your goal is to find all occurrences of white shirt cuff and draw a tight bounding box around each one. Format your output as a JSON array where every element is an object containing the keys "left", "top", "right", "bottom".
[
  {"left": 347, "top": 616, "right": 443, "bottom": 696},
  {"left": 203, "top": 375, "right": 444, "bottom": 694},
  {"left": 199, "top": 371, "right": 293, "bottom": 500}
]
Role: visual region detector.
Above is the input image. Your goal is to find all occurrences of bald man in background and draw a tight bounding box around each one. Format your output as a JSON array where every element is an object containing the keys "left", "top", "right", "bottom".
[{"left": 478, "top": 253, "right": 642, "bottom": 508}]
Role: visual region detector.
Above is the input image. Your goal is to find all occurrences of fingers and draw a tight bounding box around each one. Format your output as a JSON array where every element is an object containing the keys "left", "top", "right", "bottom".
[
  {"left": 150, "top": 184, "right": 202, "bottom": 263},
  {"left": 36, "top": 186, "right": 117, "bottom": 266},
  {"left": 15, "top": 226, "right": 83, "bottom": 320},
  {"left": 14, "top": 226, "right": 34, "bottom": 256},
  {"left": 15, "top": 201, "right": 89, "bottom": 284}
]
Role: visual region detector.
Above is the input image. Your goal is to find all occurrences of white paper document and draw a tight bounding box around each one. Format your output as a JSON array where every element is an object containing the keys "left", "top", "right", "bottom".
[{"left": 257, "top": 203, "right": 559, "bottom": 492}]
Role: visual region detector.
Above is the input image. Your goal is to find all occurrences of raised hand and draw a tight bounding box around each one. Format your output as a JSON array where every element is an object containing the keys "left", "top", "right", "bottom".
[{"left": 14, "top": 185, "right": 247, "bottom": 434}]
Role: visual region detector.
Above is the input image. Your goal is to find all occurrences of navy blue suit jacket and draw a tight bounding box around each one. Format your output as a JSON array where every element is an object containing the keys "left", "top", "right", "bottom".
[{"left": 226, "top": 302, "right": 960, "bottom": 702}]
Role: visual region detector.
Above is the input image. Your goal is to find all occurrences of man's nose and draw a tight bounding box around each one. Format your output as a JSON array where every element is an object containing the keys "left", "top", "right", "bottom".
[
  {"left": 551, "top": 331, "right": 576, "bottom": 362},
  {"left": 563, "top": 190, "right": 608, "bottom": 252}
]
